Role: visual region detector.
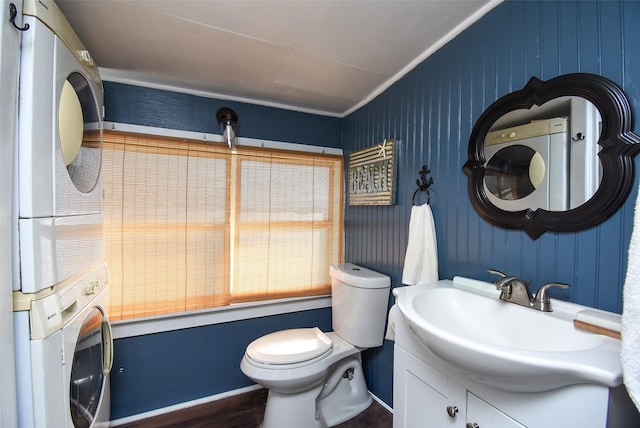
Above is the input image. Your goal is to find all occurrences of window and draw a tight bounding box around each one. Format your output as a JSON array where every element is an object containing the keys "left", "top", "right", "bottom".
[{"left": 102, "top": 132, "right": 343, "bottom": 320}]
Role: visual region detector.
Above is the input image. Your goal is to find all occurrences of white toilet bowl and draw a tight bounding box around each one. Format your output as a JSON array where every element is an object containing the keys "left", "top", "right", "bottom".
[
  {"left": 240, "top": 264, "right": 391, "bottom": 428},
  {"left": 240, "top": 328, "right": 373, "bottom": 428}
]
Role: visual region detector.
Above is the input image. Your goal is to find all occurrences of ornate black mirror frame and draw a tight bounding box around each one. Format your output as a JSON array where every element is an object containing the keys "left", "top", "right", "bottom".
[{"left": 463, "top": 73, "right": 640, "bottom": 239}]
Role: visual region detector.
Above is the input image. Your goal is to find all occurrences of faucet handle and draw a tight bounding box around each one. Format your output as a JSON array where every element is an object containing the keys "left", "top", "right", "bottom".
[
  {"left": 487, "top": 268, "right": 506, "bottom": 278},
  {"left": 487, "top": 269, "right": 513, "bottom": 296},
  {"left": 533, "top": 282, "right": 570, "bottom": 312}
]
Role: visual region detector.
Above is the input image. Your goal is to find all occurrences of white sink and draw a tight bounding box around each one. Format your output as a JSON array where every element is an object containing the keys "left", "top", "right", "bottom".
[{"left": 394, "top": 277, "right": 623, "bottom": 392}]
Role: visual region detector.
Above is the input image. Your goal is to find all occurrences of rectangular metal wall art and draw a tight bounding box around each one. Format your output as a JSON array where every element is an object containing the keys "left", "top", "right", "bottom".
[{"left": 348, "top": 139, "right": 397, "bottom": 206}]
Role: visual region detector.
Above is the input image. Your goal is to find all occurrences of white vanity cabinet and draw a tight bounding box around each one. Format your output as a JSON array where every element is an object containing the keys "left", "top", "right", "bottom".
[
  {"left": 466, "top": 393, "right": 524, "bottom": 428},
  {"left": 394, "top": 347, "right": 467, "bottom": 427},
  {"left": 392, "top": 299, "right": 640, "bottom": 428},
  {"left": 394, "top": 345, "right": 524, "bottom": 428}
]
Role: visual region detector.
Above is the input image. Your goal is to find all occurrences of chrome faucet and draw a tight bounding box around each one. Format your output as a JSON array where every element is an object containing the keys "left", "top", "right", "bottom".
[{"left": 487, "top": 269, "right": 570, "bottom": 312}]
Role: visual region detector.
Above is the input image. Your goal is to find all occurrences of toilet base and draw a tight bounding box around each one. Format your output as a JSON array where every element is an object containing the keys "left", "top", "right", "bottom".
[
  {"left": 317, "top": 354, "right": 372, "bottom": 427},
  {"left": 262, "top": 385, "right": 327, "bottom": 428},
  {"left": 260, "top": 354, "right": 372, "bottom": 428}
]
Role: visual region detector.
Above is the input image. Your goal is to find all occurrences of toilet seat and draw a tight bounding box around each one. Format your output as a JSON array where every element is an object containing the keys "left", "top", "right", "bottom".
[{"left": 246, "top": 327, "right": 333, "bottom": 365}]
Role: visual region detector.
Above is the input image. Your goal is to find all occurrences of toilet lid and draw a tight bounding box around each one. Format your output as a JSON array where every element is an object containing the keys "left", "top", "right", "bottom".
[{"left": 246, "top": 327, "right": 333, "bottom": 365}]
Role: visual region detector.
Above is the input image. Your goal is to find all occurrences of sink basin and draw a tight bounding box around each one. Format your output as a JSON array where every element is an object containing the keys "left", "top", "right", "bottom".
[{"left": 395, "top": 278, "right": 622, "bottom": 392}]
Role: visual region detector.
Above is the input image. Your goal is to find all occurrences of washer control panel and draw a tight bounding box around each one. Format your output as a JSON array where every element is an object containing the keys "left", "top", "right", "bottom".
[{"left": 26, "top": 263, "right": 108, "bottom": 340}]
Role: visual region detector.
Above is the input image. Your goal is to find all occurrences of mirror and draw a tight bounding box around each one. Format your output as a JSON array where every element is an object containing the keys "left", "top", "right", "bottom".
[{"left": 463, "top": 73, "right": 640, "bottom": 239}]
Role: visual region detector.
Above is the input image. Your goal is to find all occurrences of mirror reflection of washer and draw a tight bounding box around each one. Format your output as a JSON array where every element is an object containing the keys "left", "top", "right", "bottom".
[
  {"left": 483, "top": 117, "right": 569, "bottom": 212},
  {"left": 18, "top": 0, "right": 104, "bottom": 293},
  {"left": 13, "top": 264, "right": 112, "bottom": 428}
]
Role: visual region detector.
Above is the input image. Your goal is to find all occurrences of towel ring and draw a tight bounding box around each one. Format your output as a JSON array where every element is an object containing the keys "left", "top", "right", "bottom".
[
  {"left": 412, "top": 187, "right": 430, "bottom": 205},
  {"left": 412, "top": 165, "right": 433, "bottom": 205}
]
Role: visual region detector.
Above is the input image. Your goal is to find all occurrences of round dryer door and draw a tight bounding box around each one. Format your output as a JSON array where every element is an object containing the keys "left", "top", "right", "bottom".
[
  {"left": 59, "top": 72, "right": 102, "bottom": 193},
  {"left": 484, "top": 144, "right": 546, "bottom": 202},
  {"left": 68, "top": 306, "right": 112, "bottom": 428}
]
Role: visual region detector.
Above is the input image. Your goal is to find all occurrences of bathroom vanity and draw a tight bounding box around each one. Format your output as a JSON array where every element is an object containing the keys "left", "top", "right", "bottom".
[{"left": 392, "top": 278, "right": 640, "bottom": 428}]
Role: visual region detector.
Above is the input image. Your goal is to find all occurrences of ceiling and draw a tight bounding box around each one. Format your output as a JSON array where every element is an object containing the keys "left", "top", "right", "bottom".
[{"left": 56, "top": 0, "right": 500, "bottom": 117}]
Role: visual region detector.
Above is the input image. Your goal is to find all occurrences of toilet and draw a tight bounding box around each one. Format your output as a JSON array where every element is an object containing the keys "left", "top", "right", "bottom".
[{"left": 240, "top": 263, "right": 391, "bottom": 428}]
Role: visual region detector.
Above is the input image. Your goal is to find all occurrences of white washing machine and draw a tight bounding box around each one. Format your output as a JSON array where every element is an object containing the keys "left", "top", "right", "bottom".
[
  {"left": 483, "top": 117, "right": 569, "bottom": 212},
  {"left": 13, "top": 263, "right": 113, "bottom": 428},
  {"left": 17, "top": 0, "right": 104, "bottom": 293}
]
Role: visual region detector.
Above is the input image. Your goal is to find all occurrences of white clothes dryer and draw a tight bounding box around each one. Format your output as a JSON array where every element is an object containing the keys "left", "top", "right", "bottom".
[
  {"left": 483, "top": 117, "right": 569, "bottom": 212},
  {"left": 19, "top": 0, "right": 103, "bottom": 219},
  {"left": 13, "top": 263, "right": 112, "bottom": 428},
  {"left": 17, "top": 0, "right": 104, "bottom": 293}
]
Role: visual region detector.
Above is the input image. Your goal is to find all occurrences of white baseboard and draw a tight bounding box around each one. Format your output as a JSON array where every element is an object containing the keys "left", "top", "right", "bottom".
[
  {"left": 109, "top": 384, "right": 263, "bottom": 426},
  {"left": 109, "top": 384, "right": 393, "bottom": 426},
  {"left": 371, "top": 392, "right": 394, "bottom": 414}
]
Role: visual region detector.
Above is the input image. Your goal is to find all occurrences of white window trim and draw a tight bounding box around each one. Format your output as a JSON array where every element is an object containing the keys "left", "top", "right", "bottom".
[
  {"left": 103, "top": 122, "right": 342, "bottom": 339},
  {"left": 112, "top": 295, "right": 332, "bottom": 339}
]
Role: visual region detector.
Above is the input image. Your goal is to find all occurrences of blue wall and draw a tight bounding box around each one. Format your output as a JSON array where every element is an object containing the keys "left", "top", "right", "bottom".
[
  {"left": 105, "top": 0, "right": 640, "bottom": 418},
  {"left": 110, "top": 309, "right": 332, "bottom": 419},
  {"left": 344, "top": 0, "right": 640, "bottom": 406},
  {"left": 103, "top": 85, "right": 341, "bottom": 419},
  {"left": 104, "top": 82, "right": 343, "bottom": 148}
]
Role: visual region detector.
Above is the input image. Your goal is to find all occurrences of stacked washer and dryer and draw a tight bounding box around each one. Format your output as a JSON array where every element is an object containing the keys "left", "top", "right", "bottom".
[{"left": 12, "top": 1, "right": 112, "bottom": 427}]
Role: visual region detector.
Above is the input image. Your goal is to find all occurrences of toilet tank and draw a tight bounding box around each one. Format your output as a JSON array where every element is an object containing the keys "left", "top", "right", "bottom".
[{"left": 330, "top": 263, "right": 391, "bottom": 348}]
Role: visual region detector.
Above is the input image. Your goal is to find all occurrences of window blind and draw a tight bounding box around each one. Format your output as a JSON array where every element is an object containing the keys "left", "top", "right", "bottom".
[{"left": 102, "top": 131, "right": 343, "bottom": 320}]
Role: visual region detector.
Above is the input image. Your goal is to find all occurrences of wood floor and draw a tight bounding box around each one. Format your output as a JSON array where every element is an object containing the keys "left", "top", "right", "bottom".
[{"left": 117, "top": 388, "right": 393, "bottom": 428}]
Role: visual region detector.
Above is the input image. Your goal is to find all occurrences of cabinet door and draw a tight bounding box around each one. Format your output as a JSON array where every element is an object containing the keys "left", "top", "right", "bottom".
[
  {"left": 467, "top": 392, "right": 525, "bottom": 428},
  {"left": 395, "top": 346, "right": 466, "bottom": 428}
]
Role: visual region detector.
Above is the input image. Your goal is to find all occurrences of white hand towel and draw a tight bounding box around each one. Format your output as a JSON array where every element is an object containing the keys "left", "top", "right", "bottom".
[
  {"left": 622, "top": 187, "right": 640, "bottom": 411},
  {"left": 402, "top": 203, "right": 438, "bottom": 285},
  {"left": 385, "top": 304, "right": 400, "bottom": 341}
]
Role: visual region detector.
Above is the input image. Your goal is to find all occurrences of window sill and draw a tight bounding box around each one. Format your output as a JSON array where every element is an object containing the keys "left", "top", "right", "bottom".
[{"left": 111, "top": 294, "right": 332, "bottom": 339}]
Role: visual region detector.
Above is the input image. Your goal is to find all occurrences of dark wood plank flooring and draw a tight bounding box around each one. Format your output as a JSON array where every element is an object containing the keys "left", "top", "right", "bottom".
[{"left": 117, "top": 388, "right": 393, "bottom": 428}]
